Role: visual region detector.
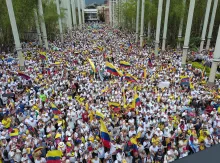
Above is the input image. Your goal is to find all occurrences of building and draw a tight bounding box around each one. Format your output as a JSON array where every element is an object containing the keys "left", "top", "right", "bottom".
[
  {"left": 97, "top": 1, "right": 110, "bottom": 24},
  {"left": 84, "top": 9, "right": 98, "bottom": 22}
]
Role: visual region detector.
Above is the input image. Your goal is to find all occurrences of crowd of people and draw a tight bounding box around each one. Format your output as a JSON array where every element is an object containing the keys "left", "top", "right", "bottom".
[{"left": 0, "top": 23, "right": 220, "bottom": 163}]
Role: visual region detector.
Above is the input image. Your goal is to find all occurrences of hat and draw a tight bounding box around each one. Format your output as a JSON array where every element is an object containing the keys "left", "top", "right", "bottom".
[
  {"left": 16, "top": 149, "right": 21, "bottom": 153},
  {"left": 58, "top": 142, "right": 65, "bottom": 148},
  {"left": 22, "top": 149, "right": 27, "bottom": 154}
]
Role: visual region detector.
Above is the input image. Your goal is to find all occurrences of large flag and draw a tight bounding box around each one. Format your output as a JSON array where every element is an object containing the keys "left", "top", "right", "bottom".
[
  {"left": 100, "top": 120, "right": 111, "bottom": 148},
  {"left": 105, "top": 62, "right": 123, "bottom": 76},
  {"left": 88, "top": 58, "right": 96, "bottom": 73},
  {"left": 124, "top": 74, "right": 138, "bottom": 83},
  {"left": 18, "top": 72, "right": 31, "bottom": 80},
  {"left": 46, "top": 150, "right": 63, "bottom": 163},
  {"left": 119, "top": 61, "right": 131, "bottom": 67},
  {"left": 95, "top": 111, "right": 105, "bottom": 120}
]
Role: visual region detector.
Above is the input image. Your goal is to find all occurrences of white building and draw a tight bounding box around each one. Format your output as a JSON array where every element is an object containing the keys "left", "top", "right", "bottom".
[{"left": 84, "top": 9, "right": 98, "bottom": 22}]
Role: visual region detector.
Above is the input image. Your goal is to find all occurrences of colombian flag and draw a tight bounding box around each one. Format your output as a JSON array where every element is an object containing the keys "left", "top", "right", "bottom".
[
  {"left": 124, "top": 74, "right": 138, "bottom": 83},
  {"left": 46, "top": 150, "right": 63, "bottom": 163},
  {"left": 119, "top": 61, "right": 131, "bottom": 67},
  {"left": 95, "top": 111, "right": 105, "bottom": 120},
  {"left": 88, "top": 58, "right": 96, "bottom": 73},
  {"left": 105, "top": 62, "right": 123, "bottom": 76},
  {"left": 100, "top": 120, "right": 111, "bottom": 148},
  {"left": 9, "top": 128, "right": 19, "bottom": 138},
  {"left": 50, "top": 103, "right": 61, "bottom": 114},
  {"left": 108, "top": 102, "right": 120, "bottom": 108}
]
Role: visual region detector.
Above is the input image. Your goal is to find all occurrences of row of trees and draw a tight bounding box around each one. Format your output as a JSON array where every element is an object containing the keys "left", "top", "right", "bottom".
[
  {"left": 118, "top": 0, "right": 220, "bottom": 49},
  {"left": 0, "top": 0, "right": 67, "bottom": 52}
]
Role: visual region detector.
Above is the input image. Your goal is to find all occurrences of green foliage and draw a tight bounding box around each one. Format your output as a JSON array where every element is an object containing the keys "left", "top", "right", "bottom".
[
  {"left": 0, "top": 0, "right": 66, "bottom": 48},
  {"left": 119, "top": 0, "right": 220, "bottom": 49},
  {"left": 191, "top": 62, "right": 220, "bottom": 79}
]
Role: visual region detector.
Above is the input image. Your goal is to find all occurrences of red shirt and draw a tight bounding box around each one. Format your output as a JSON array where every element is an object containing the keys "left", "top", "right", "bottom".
[{"left": 82, "top": 112, "right": 89, "bottom": 122}]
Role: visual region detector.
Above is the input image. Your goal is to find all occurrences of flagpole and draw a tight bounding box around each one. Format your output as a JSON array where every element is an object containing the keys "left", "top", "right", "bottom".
[
  {"left": 6, "top": 0, "right": 25, "bottom": 70},
  {"left": 181, "top": 0, "right": 196, "bottom": 67},
  {"left": 155, "top": 0, "right": 163, "bottom": 55},
  {"left": 199, "top": 0, "right": 212, "bottom": 52},
  {"left": 206, "top": 0, "right": 218, "bottom": 50}
]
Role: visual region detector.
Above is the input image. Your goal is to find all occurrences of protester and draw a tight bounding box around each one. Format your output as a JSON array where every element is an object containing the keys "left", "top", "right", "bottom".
[{"left": 0, "top": 23, "right": 219, "bottom": 163}]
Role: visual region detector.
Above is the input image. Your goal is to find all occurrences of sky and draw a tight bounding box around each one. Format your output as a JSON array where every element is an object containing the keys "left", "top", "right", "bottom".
[{"left": 85, "top": 0, "right": 104, "bottom": 5}]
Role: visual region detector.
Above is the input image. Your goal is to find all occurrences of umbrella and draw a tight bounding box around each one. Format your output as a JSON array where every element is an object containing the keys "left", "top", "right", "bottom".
[
  {"left": 2, "top": 93, "right": 15, "bottom": 98},
  {"left": 33, "top": 146, "right": 44, "bottom": 155},
  {"left": 5, "top": 58, "right": 14, "bottom": 63},
  {"left": 18, "top": 72, "right": 31, "bottom": 80}
]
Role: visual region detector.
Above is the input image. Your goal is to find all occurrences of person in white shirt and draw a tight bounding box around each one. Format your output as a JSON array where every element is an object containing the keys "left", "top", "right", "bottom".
[{"left": 104, "top": 150, "right": 112, "bottom": 163}]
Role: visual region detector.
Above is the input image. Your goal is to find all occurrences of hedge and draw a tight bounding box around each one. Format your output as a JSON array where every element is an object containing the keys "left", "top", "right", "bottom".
[{"left": 190, "top": 62, "right": 220, "bottom": 79}]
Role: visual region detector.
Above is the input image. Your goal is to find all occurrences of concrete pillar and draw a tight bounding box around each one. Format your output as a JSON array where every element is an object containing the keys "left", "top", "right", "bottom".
[
  {"left": 155, "top": 0, "right": 163, "bottom": 55},
  {"left": 38, "top": 0, "right": 49, "bottom": 50},
  {"left": 162, "top": 0, "right": 170, "bottom": 51},
  {"left": 109, "top": 0, "right": 112, "bottom": 26},
  {"left": 67, "top": 0, "right": 73, "bottom": 36},
  {"left": 112, "top": 0, "right": 115, "bottom": 27},
  {"left": 77, "top": 0, "right": 82, "bottom": 29},
  {"left": 56, "top": 0, "right": 64, "bottom": 43},
  {"left": 6, "top": 0, "right": 25, "bottom": 70},
  {"left": 135, "top": 0, "right": 140, "bottom": 43},
  {"left": 71, "top": 0, "right": 77, "bottom": 29},
  {"left": 209, "top": 26, "right": 220, "bottom": 84},
  {"left": 147, "top": 0, "right": 152, "bottom": 40},
  {"left": 206, "top": 0, "right": 218, "bottom": 50},
  {"left": 177, "top": 0, "right": 186, "bottom": 49},
  {"left": 181, "top": 0, "right": 196, "bottom": 67},
  {"left": 34, "top": 9, "right": 42, "bottom": 46},
  {"left": 199, "top": 0, "right": 212, "bottom": 52},
  {"left": 81, "top": 0, "right": 85, "bottom": 25},
  {"left": 139, "top": 0, "right": 145, "bottom": 47}
]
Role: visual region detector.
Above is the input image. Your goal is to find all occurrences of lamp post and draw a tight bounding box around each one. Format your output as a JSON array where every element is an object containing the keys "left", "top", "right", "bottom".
[
  {"left": 81, "top": 0, "right": 85, "bottom": 25},
  {"left": 6, "top": 0, "right": 25, "bottom": 70},
  {"left": 181, "top": 0, "right": 196, "bottom": 67},
  {"left": 71, "top": 0, "right": 77, "bottom": 30}
]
